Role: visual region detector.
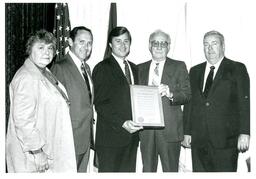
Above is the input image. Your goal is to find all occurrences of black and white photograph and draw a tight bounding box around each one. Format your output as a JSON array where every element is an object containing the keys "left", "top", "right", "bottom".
[{"left": 1, "top": 0, "right": 255, "bottom": 177}]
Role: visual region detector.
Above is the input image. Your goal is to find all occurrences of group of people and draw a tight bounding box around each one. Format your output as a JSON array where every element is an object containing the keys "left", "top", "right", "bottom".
[{"left": 6, "top": 25, "right": 250, "bottom": 173}]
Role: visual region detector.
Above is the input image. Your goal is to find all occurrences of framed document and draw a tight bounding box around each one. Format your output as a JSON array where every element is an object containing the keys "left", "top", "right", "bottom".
[{"left": 130, "top": 85, "right": 165, "bottom": 127}]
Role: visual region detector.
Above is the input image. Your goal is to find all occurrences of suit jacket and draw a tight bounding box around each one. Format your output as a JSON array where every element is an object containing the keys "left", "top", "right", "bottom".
[
  {"left": 183, "top": 57, "right": 250, "bottom": 148},
  {"left": 92, "top": 55, "right": 139, "bottom": 147},
  {"left": 6, "top": 59, "right": 76, "bottom": 172},
  {"left": 51, "top": 53, "right": 94, "bottom": 155},
  {"left": 138, "top": 57, "right": 191, "bottom": 142}
]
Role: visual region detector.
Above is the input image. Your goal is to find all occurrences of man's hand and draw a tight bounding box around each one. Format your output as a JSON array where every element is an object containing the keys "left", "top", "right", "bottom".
[
  {"left": 237, "top": 134, "right": 250, "bottom": 153},
  {"left": 159, "top": 84, "right": 173, "bottom": 99},
  {"left": 33, "top": 151, "right": 49, "bottom": 172},
  {"left": 181, "top": 135, "right": 191, "bottom": 148},
  {"left": 122, "top": 120, "right": 143, "bottom": 133}
]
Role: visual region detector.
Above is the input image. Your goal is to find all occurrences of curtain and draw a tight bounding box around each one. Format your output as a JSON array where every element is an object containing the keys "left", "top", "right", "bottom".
[{"left": 5, "top": 3, "right": 55, "bottom": 128}]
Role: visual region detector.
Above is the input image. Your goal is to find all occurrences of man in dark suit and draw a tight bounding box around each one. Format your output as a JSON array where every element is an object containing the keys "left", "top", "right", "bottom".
[
  {"left": 138, "top": 30, "right": 191, "bottom": 172},
  {"left": 182, "top": 30, "right": 250, "bottom": 172},
  {"left": 92, "top": 26, "right": 142, "bottom": 172},
  {"left": 51, "top": 26, "right": 94, "bottom": 172}
]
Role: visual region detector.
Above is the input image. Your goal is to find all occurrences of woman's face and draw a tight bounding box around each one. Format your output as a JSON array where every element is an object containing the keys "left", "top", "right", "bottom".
[{"left": 30, "top": 41, "right": 55, "bottom": 68}]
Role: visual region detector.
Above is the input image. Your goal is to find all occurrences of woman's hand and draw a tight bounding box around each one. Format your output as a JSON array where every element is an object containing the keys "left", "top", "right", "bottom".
[{"left": 32, "top": 151, "right": 49, "bottom": 172}]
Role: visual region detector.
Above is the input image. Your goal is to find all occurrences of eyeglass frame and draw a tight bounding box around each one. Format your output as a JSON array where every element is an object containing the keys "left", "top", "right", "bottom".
[{"left": 150, "top": 40, "right": 169, "bottom": 49}]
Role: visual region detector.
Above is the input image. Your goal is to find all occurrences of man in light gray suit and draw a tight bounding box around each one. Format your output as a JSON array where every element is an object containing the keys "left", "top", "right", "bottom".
[
  {"left": 138, "top": 30, "right": 191, "bottom": 172},
  {"left": 51, "top": 26, "right": 94, "bottom": 172}
]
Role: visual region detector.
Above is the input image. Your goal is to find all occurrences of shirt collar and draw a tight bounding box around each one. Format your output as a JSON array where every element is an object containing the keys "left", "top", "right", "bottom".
[
  {"left": 112, "top": 53, "right": 128, "bottom": 62},
  {"left": 206, "top": 57, "right": 224, "bottom": 70},
  {"left": 69, "top": 50, "right": 83, "bottom": 67},
  {"left": 152, "top": 59, "right": 166, "bottom": 65}
]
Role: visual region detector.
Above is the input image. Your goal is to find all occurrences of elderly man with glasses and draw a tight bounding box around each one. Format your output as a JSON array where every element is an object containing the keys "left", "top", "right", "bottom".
[{"left": 138, "top": 30, "right": 191, "bottom": 172}]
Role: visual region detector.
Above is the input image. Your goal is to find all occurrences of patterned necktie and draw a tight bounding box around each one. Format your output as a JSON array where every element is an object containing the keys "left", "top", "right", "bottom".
[
  {"left": 152, "top": 63, "right": 160, "bottom": 86},
  {"left": 203, "top": 66, "right": 215, "bottom": 97},
  {"left": 123, "top": 60, "right": 132, "bottom": 84},
  {"left": 154, "top": 63, "right": 160, "bottom": 76},
  {"left": 81, "top": 62, "right": 92, "bottom": 101}
]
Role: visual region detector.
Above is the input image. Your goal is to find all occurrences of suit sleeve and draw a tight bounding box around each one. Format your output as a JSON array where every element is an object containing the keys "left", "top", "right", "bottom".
[
  {"left": 92, "top": 63, "right": 125, "bottom": 132},
  {"left": 235, "top": 63, "right": 250, "bottom": 135},
  {"left": 171, "top": 62, "right": 191, "bottom": 105},
  {"left": 11, "top": 75, "right": 45, "bottom": 152},
  {"left": 183, "top": 68, "right": 193, "bottom": 135}
]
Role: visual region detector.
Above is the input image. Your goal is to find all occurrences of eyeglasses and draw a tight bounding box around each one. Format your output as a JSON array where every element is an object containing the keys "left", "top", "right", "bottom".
[{"left": 151, "top": 41, "right": 169, "bottom": 48}]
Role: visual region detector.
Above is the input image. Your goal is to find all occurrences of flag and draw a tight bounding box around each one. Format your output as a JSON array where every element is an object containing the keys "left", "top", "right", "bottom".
[
  {"left": 103, "top": 3, "right": 117, "bottom": 59},
  {"left": 53, "top": 3, "right": 71, "bottom": 62}
]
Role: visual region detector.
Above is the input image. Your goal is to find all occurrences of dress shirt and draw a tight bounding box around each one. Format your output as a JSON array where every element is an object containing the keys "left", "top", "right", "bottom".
[
  {"left": 69, "top": 51, "right": 93, "bottom": 88},
  {"left": 203, "top": 57, "right": 223, "bottom": 91},
  {"left": 112, "top": 53, "right": 134, "bottom": 84}
]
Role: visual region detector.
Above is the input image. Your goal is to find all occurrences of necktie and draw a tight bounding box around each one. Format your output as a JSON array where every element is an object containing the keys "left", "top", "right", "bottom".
[
  {"left": 203, "top": 66, "right": 215, "bottom": 97},
  {"left": 42, "top": 69, "right": 70, "bottom": 106},
  {"left": 152, "top": 63, "right": 160, "bottom": 86},
  {"left": 123, "top": 60, "right": 132, "bottom": 84},
  {"left": 81, "top": 62, "right": 92, "bottom": 102},
  {"left": 154, "top": 63, "right": 160, "bottom": 76},
  {"left": 81, "top": 63, "right": 94, "bottom": 149}
]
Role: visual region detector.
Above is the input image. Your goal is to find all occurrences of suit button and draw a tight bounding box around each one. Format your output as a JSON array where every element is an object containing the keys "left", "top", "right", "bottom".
[{"left": 205, "top": 102, "right": 210, "bottom": 106}]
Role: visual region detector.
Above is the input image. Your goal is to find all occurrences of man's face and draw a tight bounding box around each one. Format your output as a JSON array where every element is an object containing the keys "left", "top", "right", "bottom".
[
  {"left": 150, "top": 34, "right": 170, "bottom": 62},
  {"left": 69, "top": 30, "right": 93, "bottom": 61},
  {"left": 203, "top": 35, "right": 224, "bottom": 65},
  {"left": 110, "top": 32, "right": 131, "bottom": 58}
]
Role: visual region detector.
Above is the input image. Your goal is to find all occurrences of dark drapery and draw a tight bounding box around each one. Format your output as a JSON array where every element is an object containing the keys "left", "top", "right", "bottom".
[{"left": 5, "top": 3, "right": 55, "bottom": 127}]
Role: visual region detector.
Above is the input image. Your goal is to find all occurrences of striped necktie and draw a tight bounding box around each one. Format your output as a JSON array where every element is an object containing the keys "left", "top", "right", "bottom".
[
  {"left": 123, "top": 60, "right": 132, "bottom": 84},
  {"left": 152, "top": 63, "right": 160, "bottom": 86},
  {"left": 81, "top": 62, "right": 92, "bottom": 102}
]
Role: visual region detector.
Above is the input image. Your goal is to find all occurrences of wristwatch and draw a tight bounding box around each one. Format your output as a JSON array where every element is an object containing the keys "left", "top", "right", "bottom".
[{"left": 29, "top": 148, "right": 43, "bottom": 154}]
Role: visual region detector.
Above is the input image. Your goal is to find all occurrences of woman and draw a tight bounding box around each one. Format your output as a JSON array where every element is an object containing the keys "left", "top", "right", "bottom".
[{"left": 6, "top": 30, "right": 76, "bottom": 172}]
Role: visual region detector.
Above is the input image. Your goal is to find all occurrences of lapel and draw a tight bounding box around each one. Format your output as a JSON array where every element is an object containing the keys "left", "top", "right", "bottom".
[
  {"left": 199, "top": 62, "right": 207, "bottom": 97},
  {"left": 207, "top": 57, "right": 227, "bottom": 97},
  {"left": 108, "top": 55, "right": 130, "bottom": 85},
  {"left": 24, "top": 59, "right": 64, "bottom": 99},
  {"left": 65, "top": 54, "right": 91, "bottom": 96},
  {"left": 84, "top": 62, "right": 94, "bottom": 103},
  {"left": 140, "top": 61, "right": 151, "bottom": 85},
  {"left": 24, "top": 58, "right": 44, "bottom": 80},
  {"left": 129, "top": 61, "right": 138, "bottom": 84},
  {"left": 161, "top": 58, "right": 176, "bottom": 84}
]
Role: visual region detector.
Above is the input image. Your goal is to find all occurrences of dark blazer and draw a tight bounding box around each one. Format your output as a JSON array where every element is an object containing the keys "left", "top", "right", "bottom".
[
  {"left": 138, "top": 57, "right": 191, "bottom": 142},
  {"left": 92, "top": 55, "right": 139, "bottom": 147},
  {"left": 183, "top": 57, "right": 250, "bottom": 148},
  {"left": 51, "top": 53, "right": 93, "bottom": 155}
]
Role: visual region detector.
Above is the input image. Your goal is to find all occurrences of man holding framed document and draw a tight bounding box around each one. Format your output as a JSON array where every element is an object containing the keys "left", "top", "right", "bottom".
[
  {"left": 138, "top": 30, "right": 191, "bottom": 172},
  {"left": 92, "top": 26, "right": 142, "bottom": 172}
]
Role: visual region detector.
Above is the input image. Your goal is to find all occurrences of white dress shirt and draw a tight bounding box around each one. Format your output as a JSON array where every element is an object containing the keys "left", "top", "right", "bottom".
[
  {"left": 69, "top": 51, "right": 93, "bottom": 87},
  {"left": 203, "top": 58, "right": 223, "bottom": 91},
  {"left": 112, "top": 53, "right": 134, "bottom": 84}
]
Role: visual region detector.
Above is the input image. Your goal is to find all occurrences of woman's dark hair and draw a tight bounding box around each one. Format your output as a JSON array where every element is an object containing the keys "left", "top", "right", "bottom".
[{"left": 25, "top": 29, "right": 56, "bottom": 56}]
